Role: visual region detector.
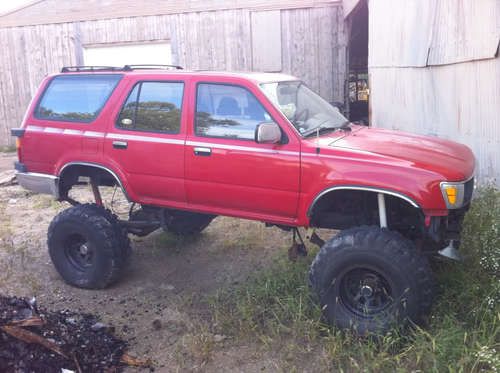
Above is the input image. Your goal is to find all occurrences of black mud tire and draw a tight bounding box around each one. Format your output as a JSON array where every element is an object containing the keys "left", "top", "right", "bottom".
[
  {"left": 164, "top": 210, "right": 216, "bottom": 236},
  {"left": 47, "top": 203, "right": 131, "bottom": 289},
  {"left": 309, "top": 226, "right": 435, "bottom": 335}
]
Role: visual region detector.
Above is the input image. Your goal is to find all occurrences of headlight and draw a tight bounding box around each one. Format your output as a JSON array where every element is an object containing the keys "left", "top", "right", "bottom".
[{"left": 440, "top": 182, "right": 465, "bottom": 209}]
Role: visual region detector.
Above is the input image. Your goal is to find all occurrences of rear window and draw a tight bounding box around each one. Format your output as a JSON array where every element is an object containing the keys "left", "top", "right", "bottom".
[{"left": 35, "top": 74, "right": 122, "bottom": 122}]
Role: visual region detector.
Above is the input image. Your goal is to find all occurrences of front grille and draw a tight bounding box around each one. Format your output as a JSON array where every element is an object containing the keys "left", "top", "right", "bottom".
[{"left": 463, "top": 177, "right": 474, "bottom": 205}]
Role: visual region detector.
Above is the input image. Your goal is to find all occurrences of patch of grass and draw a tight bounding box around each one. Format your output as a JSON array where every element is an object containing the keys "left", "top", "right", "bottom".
[
  {"left": 206, "top": 187, "right": 500, "bottom": 371},
  {"left": 209, "top": 255, "right": 321, "bottom": 341}
]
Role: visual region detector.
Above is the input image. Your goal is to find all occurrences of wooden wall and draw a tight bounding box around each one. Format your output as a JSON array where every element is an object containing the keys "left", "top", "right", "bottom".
[{"left": 0, "top": 5, "right": 346, "bottom": 147}]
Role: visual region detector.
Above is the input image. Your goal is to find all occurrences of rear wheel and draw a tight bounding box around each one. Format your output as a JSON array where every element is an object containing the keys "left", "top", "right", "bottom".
[
  {"left": 309, "top": 226, "right": 435, "bottom": 335},
  {"left": 163, "top": 210, "right": 216, "bottom": 236},
  {"left": 47, "top": 203, "right": 130, "bottom": 289}
]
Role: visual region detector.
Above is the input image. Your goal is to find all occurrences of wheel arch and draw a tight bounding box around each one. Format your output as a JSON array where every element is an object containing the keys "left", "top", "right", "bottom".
[
  {"left": 58, "top": 162, "right": 130, "bottom": 201},
  {"left": 307, "top": 185, "right": 423, "bottom": 233},
  {"left": 307, "top": 185, "right": 420, "bottom": 218}
]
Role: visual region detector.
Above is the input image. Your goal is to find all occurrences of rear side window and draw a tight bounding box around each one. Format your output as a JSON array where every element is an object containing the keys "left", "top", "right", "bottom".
[
  {"left": 117, "top": 81, "right": 184, "bottom": 134},
  {"left": 35, "top": 74, "right": 122, "bottom": 122}
]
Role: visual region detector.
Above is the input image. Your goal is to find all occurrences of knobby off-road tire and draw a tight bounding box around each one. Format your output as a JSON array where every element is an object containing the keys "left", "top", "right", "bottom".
[
  {"left": 47, "top": 203, "right": 131, "bottom": 289},
  {"left": 163, "top": 210, "right": 216, "bottom": 236},
  {"left": 309, "top": 226, "right": 435, "bottom": 335}
]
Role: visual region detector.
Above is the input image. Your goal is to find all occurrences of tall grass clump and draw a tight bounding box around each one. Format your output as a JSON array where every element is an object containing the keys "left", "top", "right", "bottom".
[{"left": 208, "top": 186, "right": 500, "bottom": 372}]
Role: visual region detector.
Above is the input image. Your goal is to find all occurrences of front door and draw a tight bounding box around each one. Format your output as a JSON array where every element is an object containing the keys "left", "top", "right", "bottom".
[{"left": 185, "top": 81, "right": 301, "bottom": 223}]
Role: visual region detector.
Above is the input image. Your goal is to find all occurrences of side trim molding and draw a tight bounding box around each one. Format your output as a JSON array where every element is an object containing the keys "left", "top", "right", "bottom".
[{"left": 307, "top": 185, "right": 420, "bottom": 217}]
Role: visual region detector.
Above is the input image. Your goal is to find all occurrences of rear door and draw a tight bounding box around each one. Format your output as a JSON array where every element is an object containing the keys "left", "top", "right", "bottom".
[
  {"left": 185, "top": 79, "right": 301, "bottom": 222},
  {"left": 105, "top": 77, "right": 187, "bottom": 206}
]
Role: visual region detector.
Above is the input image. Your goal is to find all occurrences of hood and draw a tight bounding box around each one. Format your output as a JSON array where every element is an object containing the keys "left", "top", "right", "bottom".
[{"left": 329, "top": 126, "right": 475, "bottom": 181}]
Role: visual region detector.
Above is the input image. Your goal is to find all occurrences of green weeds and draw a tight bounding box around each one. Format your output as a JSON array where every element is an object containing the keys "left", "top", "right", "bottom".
[{"left": 206, "top": 187, "right": 500, "bottom": 371}]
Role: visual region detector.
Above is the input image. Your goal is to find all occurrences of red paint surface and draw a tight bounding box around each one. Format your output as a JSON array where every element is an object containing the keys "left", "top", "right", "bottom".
[{"left": 18, "top": 71, "right": 476, "bottom": 226}]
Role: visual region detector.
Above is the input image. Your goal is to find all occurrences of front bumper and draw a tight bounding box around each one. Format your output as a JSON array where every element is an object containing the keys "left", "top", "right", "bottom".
[{"left": 16, "top": 171, "right": 59, "bottom": 198}]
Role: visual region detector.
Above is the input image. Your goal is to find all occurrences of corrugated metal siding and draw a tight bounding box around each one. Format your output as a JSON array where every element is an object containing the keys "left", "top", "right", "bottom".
[
  {"left": 428, "top": 0, "right": 500, "bottom": 65},
  {"left": 368, "top": 0, "right": 435, "bottom": 67},
  {"left": 0, "top": 5, "right": 347, "bottom": 147},
  {"left": 369, "top": 0, "right": 500, "bottom": 185}
]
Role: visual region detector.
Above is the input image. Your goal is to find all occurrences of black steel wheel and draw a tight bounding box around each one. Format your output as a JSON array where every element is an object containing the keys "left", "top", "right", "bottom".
[
  {"left": 48, "top": 203, "right": 130, "bottom": 289},
  {"left": 309, "top": 226, "right": 435, "bottom": 335},
  {"left": 339, "top": 267, "right": 393, "bottom": 317},
  {"left": 63, "top": 233, "right": 94, "bottom": 271}
]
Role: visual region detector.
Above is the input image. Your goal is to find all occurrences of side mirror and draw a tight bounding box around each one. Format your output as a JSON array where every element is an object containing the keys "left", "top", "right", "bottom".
[{"left": 255, "top": 122, "right": 282, "bottom": 144}]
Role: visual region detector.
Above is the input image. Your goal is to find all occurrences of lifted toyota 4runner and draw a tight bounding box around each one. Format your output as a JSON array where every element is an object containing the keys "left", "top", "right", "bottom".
[{"left": 11, "top": 65, "right": 475, "bottom": 334}]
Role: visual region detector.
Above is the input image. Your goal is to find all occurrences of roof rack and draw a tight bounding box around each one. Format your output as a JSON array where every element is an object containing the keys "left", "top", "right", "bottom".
[
  {"left": 123, "top": 64, "right": 183, "bottom": 70},
  {"left": 61, "top": 66, "right": 123, "bottom": 73},
  {"left": 61, "top": 64, "right": 184, "bottom": 73}
]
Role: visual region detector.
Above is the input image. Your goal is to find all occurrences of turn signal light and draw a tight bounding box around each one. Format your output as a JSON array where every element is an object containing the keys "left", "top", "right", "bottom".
[{"left": 444, "top": 186, "right": 457, "bottom": 205}]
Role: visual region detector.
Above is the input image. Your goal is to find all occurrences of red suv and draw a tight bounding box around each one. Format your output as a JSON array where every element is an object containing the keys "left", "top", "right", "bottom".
[{"left": 11, "top": 65, "right": 475, "bottom": 334}]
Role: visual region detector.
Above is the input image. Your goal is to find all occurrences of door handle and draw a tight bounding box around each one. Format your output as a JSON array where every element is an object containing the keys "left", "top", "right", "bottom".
[
  {"left": 194, "top": 147, "right": 211, "bottom": 156},
  {"left": 113, "top": 140, "right": 128, "bottom": 149}
]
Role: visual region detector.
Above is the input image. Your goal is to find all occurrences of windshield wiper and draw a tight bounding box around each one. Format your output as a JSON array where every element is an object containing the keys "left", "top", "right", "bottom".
[
  {"left": 339, "top": 121, "right": 352, "bottom": 131},
  {"left": 303, "top": 120, "right": 352, "bottom": 137},
  {"left": 303, "top": 125, "right": 337, "bottom": 138}
]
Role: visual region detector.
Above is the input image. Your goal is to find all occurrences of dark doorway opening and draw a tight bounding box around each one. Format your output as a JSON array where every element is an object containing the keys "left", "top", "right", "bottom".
[{"left": 347, "top": 0, "right": 369, "bottom": 124}]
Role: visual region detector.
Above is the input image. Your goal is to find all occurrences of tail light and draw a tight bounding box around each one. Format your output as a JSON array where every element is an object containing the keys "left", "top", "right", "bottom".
[{"left": 11, "top": 128, "right": 25, "bottom": 161}]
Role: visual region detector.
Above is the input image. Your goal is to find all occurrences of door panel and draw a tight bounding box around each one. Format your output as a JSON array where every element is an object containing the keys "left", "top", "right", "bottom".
[
  {"left": 185, "top": 82, "right": 300, "bottom": 219},
  {"left": 105, "top": 133, "right": 185, "bottom": 202},
  {"left": 106, "top": 80, "right": 186, "bottom": 204}
]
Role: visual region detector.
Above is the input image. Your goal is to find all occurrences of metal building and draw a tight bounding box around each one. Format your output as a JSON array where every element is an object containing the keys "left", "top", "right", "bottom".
[{"left": 364, "top": 0, "right": 500, "bottom": 184}]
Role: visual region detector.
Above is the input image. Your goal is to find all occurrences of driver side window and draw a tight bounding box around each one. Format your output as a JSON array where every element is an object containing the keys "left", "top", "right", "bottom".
[{"left": 195, "top": 83, "right": 273, "bottom": 140}]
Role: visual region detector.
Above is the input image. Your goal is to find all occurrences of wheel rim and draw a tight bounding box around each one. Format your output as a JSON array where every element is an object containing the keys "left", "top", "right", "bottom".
[
  {"left": 339, "top": 268, "right": 393, "bottom": 317},
  {"left": 63, "top": 233, "right": 94, "bottom": 271}
]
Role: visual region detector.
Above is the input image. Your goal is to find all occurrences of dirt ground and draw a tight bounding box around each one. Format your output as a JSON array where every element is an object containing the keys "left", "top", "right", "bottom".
[{"left": 0, "top": 152, "right": 304, "bottom": 372}]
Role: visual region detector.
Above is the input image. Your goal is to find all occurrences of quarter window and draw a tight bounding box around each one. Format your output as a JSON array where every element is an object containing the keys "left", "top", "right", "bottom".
[
  {"left": 117, "top": 81, "right": 184, "bottom": 133},
  {"left": 195, "top": 83, "right": 273, "bottom": 140},
  {"left": 35, "top": 74, "right": 122, "bottom": 122}
]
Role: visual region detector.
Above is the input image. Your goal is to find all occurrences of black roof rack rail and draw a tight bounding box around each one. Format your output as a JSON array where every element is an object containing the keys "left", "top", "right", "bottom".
[
  {"left": 61, "top": 66, "right": 123, "bottom": 73},
  {"left": 60, "top": 64, "right": 184, "bottom": 73},
  {"left": 123, "top": 64, "right": 184, "bottom": 71}
]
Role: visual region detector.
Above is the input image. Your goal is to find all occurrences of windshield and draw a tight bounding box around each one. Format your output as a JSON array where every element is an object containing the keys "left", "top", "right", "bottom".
[{"left": 260, "top": 81, "right": 348, "bottom": 136}]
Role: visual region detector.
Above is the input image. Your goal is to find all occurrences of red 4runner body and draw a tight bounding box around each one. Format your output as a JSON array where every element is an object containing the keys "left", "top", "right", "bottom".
[{"left": 11, "top": 66, "right": 475, "bottom": 334}]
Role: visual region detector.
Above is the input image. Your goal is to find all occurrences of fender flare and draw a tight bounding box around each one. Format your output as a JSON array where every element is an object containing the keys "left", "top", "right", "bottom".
[
  {"left": 307, "top": 185, "right": 420, "bottom": 217},
  {"left": 58, "top": 161, "right": 130, "bottom": 201}
]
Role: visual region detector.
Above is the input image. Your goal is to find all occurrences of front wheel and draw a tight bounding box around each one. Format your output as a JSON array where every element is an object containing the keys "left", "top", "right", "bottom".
[{"left": 309, "top": 226, "right": 435, "bottom": 335}]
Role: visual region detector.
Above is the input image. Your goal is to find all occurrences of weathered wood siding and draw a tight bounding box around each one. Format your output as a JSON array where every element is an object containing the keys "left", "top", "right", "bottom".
[
  {"left": 0, "top": 5, "right": 346, "bottom": 147},
  {"left": 0, "top": 0, "right": 341, "bottom": 27}
]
